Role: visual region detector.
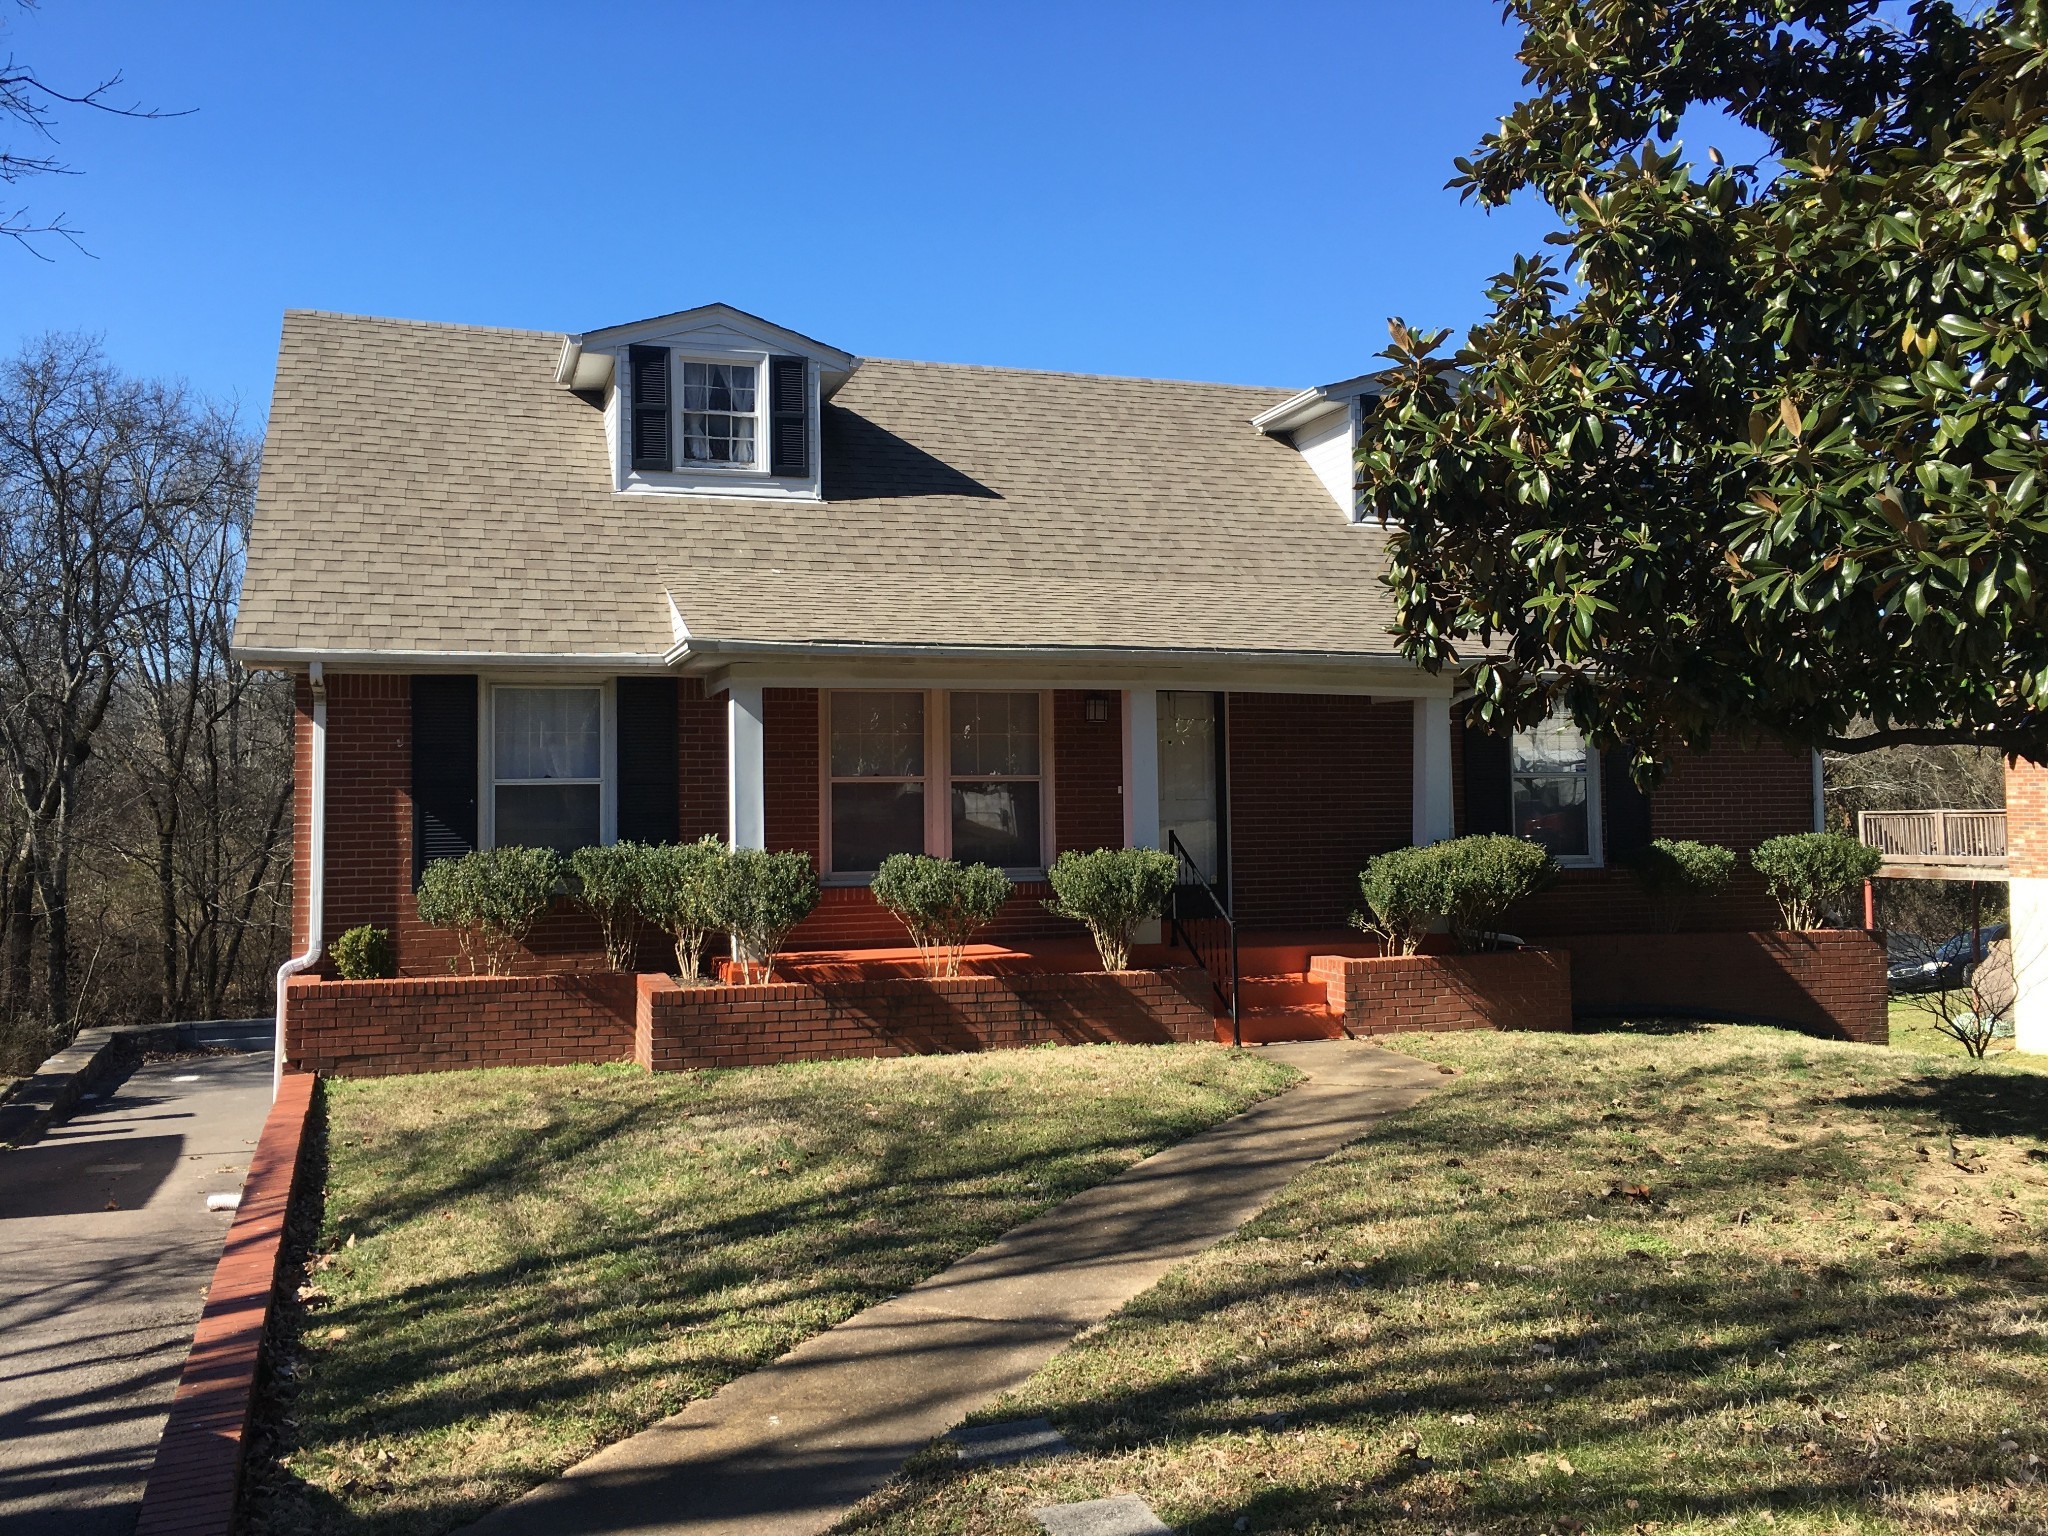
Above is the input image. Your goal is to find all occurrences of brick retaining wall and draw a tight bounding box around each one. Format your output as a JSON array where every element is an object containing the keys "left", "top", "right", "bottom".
[
  {"left": 638, "top": 969, "right": 1217, "bottom": 1070},
  {"left": 285, "top": 972, "right": 639, "bottom": 1076},
  {"left": 1556, "top": 929, "right": 1888, "bottom": 1043},
  {"left": 1309, "top": 949, "right": 1575, "bottom": 1036},
  {"left": 134, "top": 1072, "right": 317, "bottom": 1536}
]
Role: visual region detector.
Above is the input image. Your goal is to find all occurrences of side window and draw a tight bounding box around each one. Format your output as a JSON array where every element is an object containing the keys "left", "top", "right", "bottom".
[
  {"left": 827, "top": 691, "right": 926, "bottom": 874},
  {"left": 948, "top": 692, "right": 1043, "bottom": 869},
  {"left": 1510, "top": 713, "right": 1600, "bottom": 864},
  {"left": 493, "top": 685, "right": 603, "bottom": 853}
]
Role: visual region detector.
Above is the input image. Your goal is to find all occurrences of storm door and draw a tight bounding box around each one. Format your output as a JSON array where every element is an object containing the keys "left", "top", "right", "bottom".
[{"left": 1157, "top": 691, "right": 1227, "bottom": 896}]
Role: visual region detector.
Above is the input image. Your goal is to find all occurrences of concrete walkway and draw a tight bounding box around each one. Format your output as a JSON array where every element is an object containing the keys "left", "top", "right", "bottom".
[
  {"left": 466, "top": 1038, "right": 1444, "bottom": 1536},
  {"left": 0, "top": 1049, "right": 274, "bottom": 1535}
]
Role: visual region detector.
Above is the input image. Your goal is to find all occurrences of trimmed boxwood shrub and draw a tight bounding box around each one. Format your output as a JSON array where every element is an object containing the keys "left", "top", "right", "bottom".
[
  {"left": 570, "top": 842, "right": 646, "bottom": 971},
  {"left": 1750, "top": 831, "right": 1882, "bottom": 930},
  {"left": 1354, "top": 844, "right": 1439, "bottom": 954},
  {"left": 1432, "top": 834, "right": 1557, "bottom": 952},
  {"left": 1624, "top": 838, "right": 1738, "bottom": 932},
  {"left": 1351, "top": 835, "right": 1557, "bottom": 955},
  {"left": 635, "top": 836, "right": 729, "bottom": 982},
  {"left": 414, "top": 846, "right": 563, "bottom": 975},
  {"left": 1044, "top": 847, "right": 1178, "bottom": 972},
  {"left": 330, "top": 924, "right": 395, "bottom": 980},
  {"left": 715, "top": 847, "right": 820, "bottom": 983},
  {"left": 870, "top": 853, "right": 1014, "bottom": 978}
]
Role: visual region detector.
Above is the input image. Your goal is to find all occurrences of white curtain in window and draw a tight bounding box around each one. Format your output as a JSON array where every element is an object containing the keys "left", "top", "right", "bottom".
[{"left": 495, "top": 688, "right": 600, "bottom": 781}]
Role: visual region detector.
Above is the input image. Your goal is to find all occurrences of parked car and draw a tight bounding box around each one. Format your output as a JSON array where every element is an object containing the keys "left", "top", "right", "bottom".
[{"left": 1888, "top": 924, "right": 2008, "bottom": 993}]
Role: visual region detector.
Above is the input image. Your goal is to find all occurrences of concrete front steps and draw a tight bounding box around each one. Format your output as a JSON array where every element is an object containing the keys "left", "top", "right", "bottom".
[{"left": 1217, "top": 973, "right": 1345, "bottom": 1044}]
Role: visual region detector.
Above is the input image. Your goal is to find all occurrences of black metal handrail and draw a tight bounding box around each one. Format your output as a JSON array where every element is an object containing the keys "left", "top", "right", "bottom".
[{"left": 1165, "top": 831, "right": 1239, "bottom": 1048}]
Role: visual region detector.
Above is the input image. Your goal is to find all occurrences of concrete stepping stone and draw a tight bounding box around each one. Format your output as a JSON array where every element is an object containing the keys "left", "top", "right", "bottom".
[
  {"left": 1032, "top": 1494, "right": 1173, "bottom": 1535},
  {"left": 948, "top": 1416, "right": 1072, "bottom": 1467}
]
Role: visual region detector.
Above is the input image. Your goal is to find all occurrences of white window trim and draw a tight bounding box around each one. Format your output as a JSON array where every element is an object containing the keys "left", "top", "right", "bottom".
[
  {"left": 818, "top": 689, "right": 1056, "bottom": 883},
  {"left": 479, "top": 678, "right": 617, "bottom": 852},
  {"left": 1508, "top": 717, "right": 1603, "bottom": 869},
  {"left": 673, "top": 351, "right": 765, "bottom": 474}
]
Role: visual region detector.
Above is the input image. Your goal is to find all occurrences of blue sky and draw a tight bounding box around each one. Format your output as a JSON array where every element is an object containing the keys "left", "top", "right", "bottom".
[{"left": 3, "top": 2, "right": 1580, "bottom": 420}]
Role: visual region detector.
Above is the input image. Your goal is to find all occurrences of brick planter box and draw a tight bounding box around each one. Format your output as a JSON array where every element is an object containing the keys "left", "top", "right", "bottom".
[
  {"left": 636, "top": 968, "right": 1215, "bottom": 1071},
  {"left": 1309, "top": 948, "right": 1573, "bottom": 1036},
  {"left": 285, "top": 972, "right": 639, "bottom": 1076},
  {"left": 1555, "top": 929, "right": 1887, "bottom": 1043}
]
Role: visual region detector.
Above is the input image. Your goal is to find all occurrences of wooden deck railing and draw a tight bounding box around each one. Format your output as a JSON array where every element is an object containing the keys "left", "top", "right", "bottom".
[{"left": 1856, "top": 808, "right": 2007, "bottom": 866}]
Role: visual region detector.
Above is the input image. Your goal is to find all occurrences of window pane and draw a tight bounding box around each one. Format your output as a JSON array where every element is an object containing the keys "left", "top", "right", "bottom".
[
  {"left": 830, "top": 692, "right": 925, "bottom": 777},
  {"left": 496, "top": 783, "right": 600, "bottom": 854},
  {"left": 495, "top": 688, "right": 600, "bottom": 780},
  {"left": 949, "top": 692, "right": 1041, "bottom": 776},
  {"left": 1512, "top": 714, "right": 1588, "bottom": 776},
  {"left": 1512, "top": 775, "right": 1588, "bottom": 858},
  {"left": 682, "top": 361, "right": 757, "bottom": 412},
  {"left": 951, "top": 781, "right": 1042, "bottom": 868},
  {"left": 831, "top": 781, "right": 926, "bottom": 873}
]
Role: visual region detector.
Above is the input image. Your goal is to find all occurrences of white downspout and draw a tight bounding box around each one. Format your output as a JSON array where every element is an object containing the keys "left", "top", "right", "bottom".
[{"left": 273, "top": 661, "right": 326, "bottom": 1098}]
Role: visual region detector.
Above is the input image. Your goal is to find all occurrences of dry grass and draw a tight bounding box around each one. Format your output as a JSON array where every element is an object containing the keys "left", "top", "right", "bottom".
[
  {"left": 242, "top": 1044, "right": 1296, "bottom": 1536},
  {"left": 843, "top": 1024, "right": 2048, "bottom": 1536}
]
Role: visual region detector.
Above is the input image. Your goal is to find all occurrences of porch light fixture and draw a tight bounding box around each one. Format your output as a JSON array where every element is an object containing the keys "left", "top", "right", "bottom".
[{"left": 1084, "top": 693, "right": 1111, "bottom": 724}]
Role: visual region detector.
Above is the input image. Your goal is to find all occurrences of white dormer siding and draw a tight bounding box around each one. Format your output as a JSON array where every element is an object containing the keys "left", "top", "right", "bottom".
[
  {"left": 556, "top": 303, "right": 857, "bottom": 503},
  {"left": 1251, "top": 373, "right": 1386, "bottom": 524}
]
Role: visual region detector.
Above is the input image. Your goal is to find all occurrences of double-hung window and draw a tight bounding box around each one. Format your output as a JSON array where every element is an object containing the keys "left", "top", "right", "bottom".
[
  {"left": 948, "top": 693, "right": 1042, "bottom": 869},
  {"left": 827, "top": 692, "right": 927, "bottom": 874},
  {"left": 1510, "top": 712, "right": 1600, "bottom": 864},
  {"left": 680, "top": 360, "right": 757, "bottom": 466},
  {"left": 825, "top": 691, "right": 1046, "bottom": 875},
  {"left": 492, "top": 685, "right": 604, "bottom": 853}
]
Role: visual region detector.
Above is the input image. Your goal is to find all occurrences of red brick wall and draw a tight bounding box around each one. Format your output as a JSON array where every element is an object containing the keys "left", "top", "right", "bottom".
[
  {"left": 679, "top": 676, "right": 727, "bottom": 841},
  {"left": 1558, "top": 929, "right": 1888, "bottom": 1043},
  {"left": 1054, "top": 689, "right": 1125, "bottom": 854},
  {"left": 134, "top": 1071, "right": 318, "bottom": 1536},
  {"left": 636, "top": 967, "right": 1214, "bottom": 1071},
  {"left": 285, "top": 972, "right": 639, "bottom": 1076},
  {"left": 2007, "top": 758, "right": 2048, "bottom": 880},
  {"left": 1309, "top": 949, "right": 1573, "bottom": 1035},
  {"left": 1451, "top": 722, "right": 1815, "bottom": 935},
  {"left": 1227, "top": 694, "right": 1413, "bottom": 929}
]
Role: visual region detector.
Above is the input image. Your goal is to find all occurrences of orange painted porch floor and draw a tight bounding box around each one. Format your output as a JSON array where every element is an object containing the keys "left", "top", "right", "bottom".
[{"left": 742, "top": 931, "right": 1393, "bottom": 1044}]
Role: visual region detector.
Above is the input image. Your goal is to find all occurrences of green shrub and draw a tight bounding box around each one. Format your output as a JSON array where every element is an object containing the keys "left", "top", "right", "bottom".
[
  {"left": 414, "top": 845, "right": 563, "bottom": 974},
  {"left": 330, "top": 924, "right": 395, "bottom": 980},
  {"left": 1624, "top": 838, "right": 1738, "bottom": 932},
  {"left": 1750, "top": 831, "right": 1882, "bottom": 930},
  {"left": 1432, "top": 834, "right": 1557, "bottom": 952},
  {"left": 570, "top": 842, "right": 645, "bottom": 971},
  {"left": 1353, "top": 845, "right": 1440, "bottom": 954},
  {"left": 635, "top": 836, "right": 729, "bottom": 982},
  {"left": 871, "top": 854, "right": 1014, "bottom": 978},
  {"left": 1044, "top": 847, "right": 1179, "bottom": 972},
  {"left": 713, "top": 847, "right": 820, "bottom": 983}
]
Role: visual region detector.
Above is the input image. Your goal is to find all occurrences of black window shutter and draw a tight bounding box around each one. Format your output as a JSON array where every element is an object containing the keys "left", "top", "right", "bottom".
[
  {"left": 1461, "top": 723, "right": 1513, "bottom": 837},
  {"left": 615, "top": 677, "right": 679, "bottom": 844},
  {"left": 411, "top": 675, "right": 479, "bottom": 884},
  {"left": 769, "top": 355, "right": 808, "bottom": 477},
  {"left": 630, "top": 345, "right": 672, "bottom": 472},
  {"left": 1602, "top": 749, "right": 1654, "bottom": 862}
]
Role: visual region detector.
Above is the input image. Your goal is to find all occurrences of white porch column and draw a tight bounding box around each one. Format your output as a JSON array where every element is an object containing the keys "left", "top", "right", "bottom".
[
  {"left": 2012, "top": 879, "right": 2048, "bottom": 1054},
  {"left": 1123, "top": 688, "right": 1160, "bottom": 849},
  {"left": 727, "top": 681, "right": 765, "bottom": 850},
  {"left": 1412, "top": 695, "right": 1454, "bottom": 846}
]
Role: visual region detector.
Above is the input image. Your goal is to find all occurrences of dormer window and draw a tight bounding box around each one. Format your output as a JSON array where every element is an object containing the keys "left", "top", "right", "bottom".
[
  {"left": 681, "top": 360, "right": 758, "bottom": 465},
  {"left": 563, "top": 302, "right": 856, "bottom": 501}
]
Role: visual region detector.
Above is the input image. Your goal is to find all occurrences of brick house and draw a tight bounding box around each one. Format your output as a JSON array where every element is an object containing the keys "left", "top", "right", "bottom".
[{"left": 233, "top": 304, "right": 1865, "bottom": 1060}]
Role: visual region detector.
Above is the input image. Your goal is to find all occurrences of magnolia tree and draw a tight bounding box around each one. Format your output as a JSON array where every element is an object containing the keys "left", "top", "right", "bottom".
[{"left": 1355, "top": 0, "right": 2048, "bottom": 777}]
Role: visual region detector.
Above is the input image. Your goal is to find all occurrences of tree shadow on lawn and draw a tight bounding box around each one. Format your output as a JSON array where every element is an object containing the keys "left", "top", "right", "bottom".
[
  {"left": 246, "top": 1060, "right": 1282, "bottom": 1535},
  {"left": 1842, "top": 1070, "right": 2048, "bottom": 1141}
]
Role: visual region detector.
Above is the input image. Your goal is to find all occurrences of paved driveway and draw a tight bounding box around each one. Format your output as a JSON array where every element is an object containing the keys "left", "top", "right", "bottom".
[{"left": 0, "top": 1050, "right": 273, "bottom": 1535}]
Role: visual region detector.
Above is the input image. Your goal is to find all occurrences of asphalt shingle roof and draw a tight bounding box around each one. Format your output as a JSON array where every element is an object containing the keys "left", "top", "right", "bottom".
[{"left": 233, "top": 311, "right": 1406, "bottom": 662}]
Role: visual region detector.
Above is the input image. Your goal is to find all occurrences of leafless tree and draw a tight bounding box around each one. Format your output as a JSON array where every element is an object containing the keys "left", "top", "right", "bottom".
[{"left": 1, "top": 1, "right": 187, "bottom": 256}]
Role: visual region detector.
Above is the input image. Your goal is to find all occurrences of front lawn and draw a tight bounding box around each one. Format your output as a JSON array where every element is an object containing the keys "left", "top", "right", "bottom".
[
  {"left": 845, "top": 1024, "right": 2048, "bottom": 1535},
  {"left": 244, "top": 1045, "right": 1297, "bottom": 1536}
]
